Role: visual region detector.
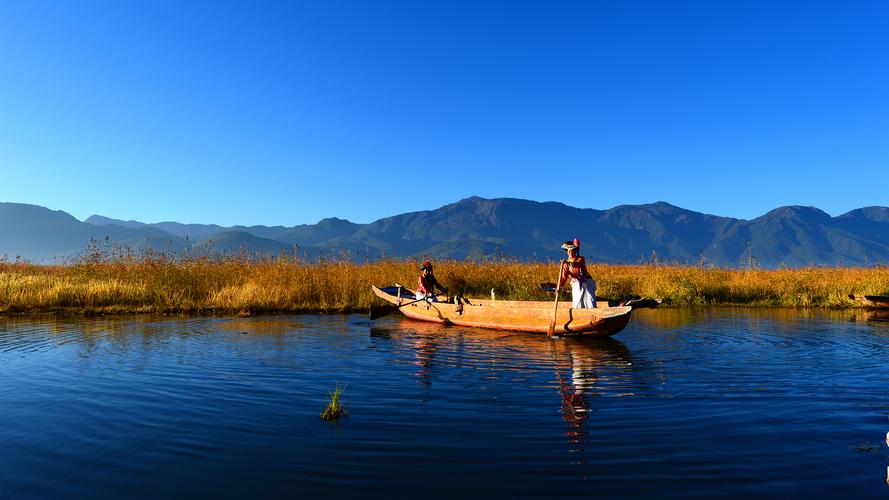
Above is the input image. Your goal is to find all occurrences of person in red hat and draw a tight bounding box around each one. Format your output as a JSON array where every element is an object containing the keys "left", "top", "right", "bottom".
[
  {"left": 557, "top": 238, "right": 596, "bottom": 308},
  {"left": 416, "top": 260, "right": 448, "bottom": 302}
]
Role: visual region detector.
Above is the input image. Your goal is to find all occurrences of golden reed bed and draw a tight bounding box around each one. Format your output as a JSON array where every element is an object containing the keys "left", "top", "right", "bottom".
[{"left": 0, "top": 256, "right": 888, "bottom": 315}]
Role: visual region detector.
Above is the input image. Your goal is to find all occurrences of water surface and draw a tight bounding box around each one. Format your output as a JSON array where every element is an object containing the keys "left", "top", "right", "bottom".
[{"left": 1, "top": 309, "right": 887, "bottom": 498}]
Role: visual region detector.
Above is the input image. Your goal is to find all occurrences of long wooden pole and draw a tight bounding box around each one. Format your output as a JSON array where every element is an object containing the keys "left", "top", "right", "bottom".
[
  {"left": 369, "top": 292, "right": 442, "bottom": 320},
  {"left": 547, "top": 260, "right": 565, "bottom": 337}
]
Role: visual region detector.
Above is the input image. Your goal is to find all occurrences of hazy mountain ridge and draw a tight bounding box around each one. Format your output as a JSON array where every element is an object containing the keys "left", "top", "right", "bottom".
[{"left": 3, "top": 199, "right": 889, "bottom": 267}]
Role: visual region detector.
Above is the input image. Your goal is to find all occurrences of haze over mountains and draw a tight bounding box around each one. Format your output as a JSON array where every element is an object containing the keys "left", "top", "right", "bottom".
[{"left": 2, "top": 197, "right": 889, "bottom": 267}]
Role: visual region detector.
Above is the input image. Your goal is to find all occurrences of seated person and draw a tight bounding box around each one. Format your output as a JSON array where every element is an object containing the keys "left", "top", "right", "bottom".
[{"left": 416, "top": 261, "right": 447, "bottom": 301}]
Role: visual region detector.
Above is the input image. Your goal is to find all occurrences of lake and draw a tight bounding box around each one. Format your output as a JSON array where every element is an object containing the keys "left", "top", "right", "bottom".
[{"left": 1, "top": 309, "right": 888, "bottom": 498}]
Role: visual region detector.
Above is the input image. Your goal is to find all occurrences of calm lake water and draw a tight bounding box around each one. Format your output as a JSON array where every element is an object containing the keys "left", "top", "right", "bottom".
[{"left": 1, "top": 309, "right": 888, "bottom": 498}]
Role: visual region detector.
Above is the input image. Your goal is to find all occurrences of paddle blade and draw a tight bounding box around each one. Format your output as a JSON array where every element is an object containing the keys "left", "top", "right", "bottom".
[
  {"left": 369, "top": 304, "right": 396, "bottom": 320},
  {"left": 547, "top": 319, "right": 556, "bottom": 336}
]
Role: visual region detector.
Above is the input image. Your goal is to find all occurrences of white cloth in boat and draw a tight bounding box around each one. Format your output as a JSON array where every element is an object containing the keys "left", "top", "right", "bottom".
[
  {"left": 415, "top": 291, "right": 439, "bottom": 302},
  {"left": 570, "top": 277, "right": 597, "bottom": 308}
]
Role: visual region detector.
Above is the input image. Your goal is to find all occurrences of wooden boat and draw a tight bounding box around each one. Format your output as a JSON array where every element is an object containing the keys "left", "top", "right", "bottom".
[
  {"left": 850, "top": 294, "right": 889, "bottom": 309},
  {"left": 371, "top": 285, "right": 634, "bottom": 337}
]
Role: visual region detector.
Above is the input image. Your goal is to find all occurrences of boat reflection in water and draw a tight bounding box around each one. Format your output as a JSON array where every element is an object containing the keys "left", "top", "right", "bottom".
[
  {"left": 370, "top": 317, "right": 635, "bottom": 457},
  {"left": 856, "top": 309, "right": 889, "bottom": 326},
  {"left": 549, "top": 336, "right": 634, "bottom": 459}
]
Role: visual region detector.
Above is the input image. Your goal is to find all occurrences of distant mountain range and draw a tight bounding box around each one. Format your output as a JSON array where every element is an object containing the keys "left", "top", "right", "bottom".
[{"left": 2, "top": 197, "right": 889, "bottom": 267}]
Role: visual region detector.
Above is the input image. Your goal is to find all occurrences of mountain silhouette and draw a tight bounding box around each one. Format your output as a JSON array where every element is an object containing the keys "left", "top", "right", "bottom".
[{"left": 4, "top": 198, "right": 889, "bottom": 267}]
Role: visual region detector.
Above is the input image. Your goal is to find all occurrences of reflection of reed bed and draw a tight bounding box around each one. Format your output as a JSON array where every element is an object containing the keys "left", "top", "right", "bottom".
[
  {"left": 631, "top": 307, "right": 869, "bottom": 329},
  {"left": 1, "top": 257, "right": 889, "bottom": 314}
]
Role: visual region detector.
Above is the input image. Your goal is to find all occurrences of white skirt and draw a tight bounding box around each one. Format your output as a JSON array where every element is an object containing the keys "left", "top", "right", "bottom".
[
  {"left": 571, "top": 278, "right": 596, "bottom": 308},
  {"left": 415, "top": 291, "right": 438, "bottom": 302}
]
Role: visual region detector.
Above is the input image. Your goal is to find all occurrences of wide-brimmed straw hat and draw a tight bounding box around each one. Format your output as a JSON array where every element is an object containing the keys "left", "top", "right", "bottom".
[{"left": 561, "top": 238, "right": 581, "bottom": 251}]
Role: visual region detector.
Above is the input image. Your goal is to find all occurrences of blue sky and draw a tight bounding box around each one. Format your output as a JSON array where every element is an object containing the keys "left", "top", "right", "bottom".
[{"left": 0, "top": 0, "right": 886, "bottom": 226}]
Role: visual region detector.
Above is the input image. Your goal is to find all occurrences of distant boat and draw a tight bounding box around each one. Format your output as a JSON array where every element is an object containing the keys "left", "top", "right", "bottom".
[
  {"left": 371, "top": 285, "right": 637, "bottom": 337},
  {"left": 850, "top": 294, "right": 889, "bottom": 309}
]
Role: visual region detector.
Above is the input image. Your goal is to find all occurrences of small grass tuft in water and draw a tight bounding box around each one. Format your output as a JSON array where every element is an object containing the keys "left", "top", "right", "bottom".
[{"left": 320, "top": 384, "right": 348, "bottom": 421}]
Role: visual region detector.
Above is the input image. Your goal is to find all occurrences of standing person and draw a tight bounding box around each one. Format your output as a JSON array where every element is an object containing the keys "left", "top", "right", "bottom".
[
  {"left": 416, "top": 261, "right": 448, "bottom": 302},
  {"left": 557, "top": 239, "right": 596, "bottom": 308}
]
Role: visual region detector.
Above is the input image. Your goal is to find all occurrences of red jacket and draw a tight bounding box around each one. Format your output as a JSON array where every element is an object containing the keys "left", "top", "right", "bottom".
[
  {"left": 559, "top": 256, "right": 591, "bottom": 287},
  {"left": 417, "top": 273, "right": 444, "bottom": 295}
]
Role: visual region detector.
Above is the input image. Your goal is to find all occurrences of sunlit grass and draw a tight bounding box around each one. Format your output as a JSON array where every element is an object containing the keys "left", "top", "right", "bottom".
[{"left": 1, "top": 254, "right": 888, "bottom": 314}]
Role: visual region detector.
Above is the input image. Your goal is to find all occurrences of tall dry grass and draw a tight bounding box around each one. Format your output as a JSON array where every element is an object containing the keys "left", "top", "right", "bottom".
[{"left": 0, "top": 255, "right": 888, "bottom": 314}]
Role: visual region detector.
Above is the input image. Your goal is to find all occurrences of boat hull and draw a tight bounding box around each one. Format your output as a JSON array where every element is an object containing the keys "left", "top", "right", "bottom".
[
  {"left": 372, "top": 286, "right": 633, "bottom": 337},
  {"left": 850, "top": 294, "right": 889, "bottom": 309}
]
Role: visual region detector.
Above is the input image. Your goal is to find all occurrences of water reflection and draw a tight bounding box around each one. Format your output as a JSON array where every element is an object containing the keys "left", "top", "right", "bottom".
[
  {"left": 631, "top": 307, "right": 700, "bottom": 329},
  {"left": 855, "top": 309, "right": 889, "bottom": 327},
  {"left": 0, "top": 315, "right": 312, "bottom": 357},
  {"left": 370, "top": 318, "right": 636, "bottom": 457},
  {"left": 3, "top": 311, "right": 889, "bottom": 497},
  {"left": 216, "top": 318, "right": 309, "bottom": 334},
  {"left": 369, "top": 324, "right": 440, "bottom": 386},
  {"left": 631, "top": 307, "right": 884, "bottom": 333},
  {"left": 410, "top": 330, "right": 438, "bottom": 386},
  {"left": 549, "top": 338, "right": 634, "bottom": 458}
]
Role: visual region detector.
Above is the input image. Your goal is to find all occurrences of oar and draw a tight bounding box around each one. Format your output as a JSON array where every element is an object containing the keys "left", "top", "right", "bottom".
[
  {"left": 369, "top": 293, "right": 442, "bottom": 320},
  {"left": 547, "top": 260, "right": 565, "bottom": 336}
]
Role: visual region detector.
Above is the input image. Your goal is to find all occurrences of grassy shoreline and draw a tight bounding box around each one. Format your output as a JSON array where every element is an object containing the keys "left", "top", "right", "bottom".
[{"left": 1, "top": 257, "right": 888, "bottom": 316}]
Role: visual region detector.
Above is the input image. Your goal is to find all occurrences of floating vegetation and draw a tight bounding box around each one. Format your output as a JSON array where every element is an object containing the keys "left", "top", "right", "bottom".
[
  {"left": 852, "top": 440, "right": 881, "bottom": 454},
  {"left": 320, "top": 385, "right": 348, "bottom": 421},
  {"left": 0, "top": 254, "right": 888, "bottom": 314}
]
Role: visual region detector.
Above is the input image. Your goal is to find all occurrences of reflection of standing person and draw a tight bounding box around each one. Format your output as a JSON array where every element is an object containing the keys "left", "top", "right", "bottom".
[
  {"left": 553, "top": 341, "right": 595, "bottom": 438},
  {"left": 416, "top": 261, "right": 447, "bottom": 302},
  {"left": 557, "top": 239, "right": 596, "bottom": 308}
]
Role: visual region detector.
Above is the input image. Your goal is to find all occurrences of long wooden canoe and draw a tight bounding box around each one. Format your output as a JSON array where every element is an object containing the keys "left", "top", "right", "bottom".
[
  {"left": 372, "top": 285, "right": 634, "bottom": 337},
  {"left": 850, "top": 294, "right": 889, "bottom": 309}
]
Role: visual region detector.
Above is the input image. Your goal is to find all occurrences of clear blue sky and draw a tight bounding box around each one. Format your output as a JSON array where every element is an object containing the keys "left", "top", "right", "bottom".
[{"left": 1, "top": 0, "right": 886, "bottom": 226}]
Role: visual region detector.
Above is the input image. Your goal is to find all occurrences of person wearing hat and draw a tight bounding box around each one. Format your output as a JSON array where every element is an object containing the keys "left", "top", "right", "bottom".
[
  {"left": 416, "top": 260, "right": 448, "bottom": 302},
  {"left": 557, "top": 238, "right": 596, "bottom": 308}
]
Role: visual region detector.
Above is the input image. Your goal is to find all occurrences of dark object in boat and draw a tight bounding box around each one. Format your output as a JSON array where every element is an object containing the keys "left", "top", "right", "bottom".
[{"left": 619, "top": 297, "right": 664, "bottom": 309}]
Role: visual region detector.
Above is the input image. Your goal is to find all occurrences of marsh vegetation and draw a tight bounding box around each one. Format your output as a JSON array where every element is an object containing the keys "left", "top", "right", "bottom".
[
  {"left": 319, "top": 385, "right": 348, "bottom": 421},
  {"left": 0, "top": 254, "right": 887, "bottom": 314}
]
